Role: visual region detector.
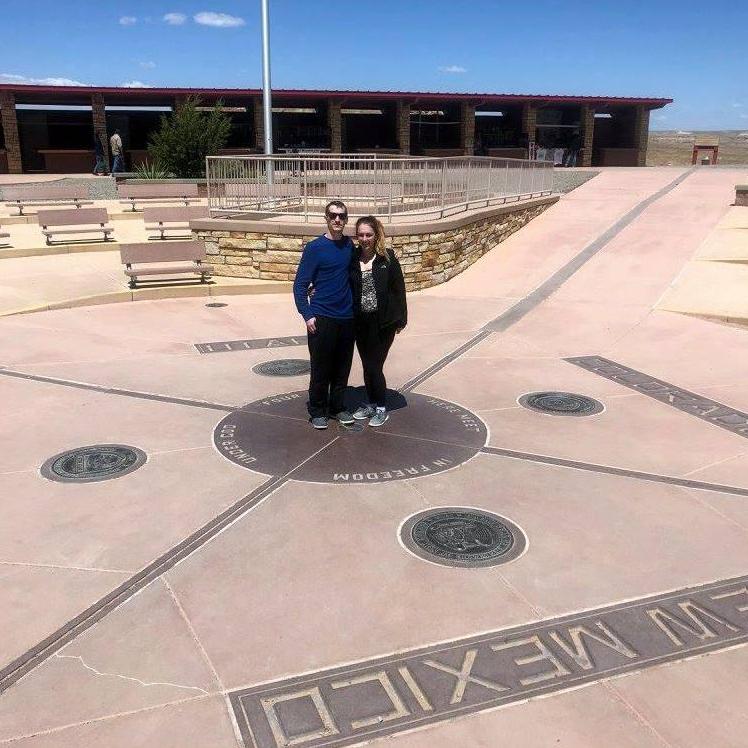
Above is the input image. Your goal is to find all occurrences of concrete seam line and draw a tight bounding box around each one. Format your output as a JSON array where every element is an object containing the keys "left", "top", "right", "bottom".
[
  {"left": 479, "top": 446, "right": 748, "bottom": 498},
  {"left": 487, "top": 167, "right": 696, "bottom": 333},
  {"left": 400, "top": 168, "right": 695, "bottom": 393},
  {"left": 0, "top": 368, "right": 238, "bottom": 413}
]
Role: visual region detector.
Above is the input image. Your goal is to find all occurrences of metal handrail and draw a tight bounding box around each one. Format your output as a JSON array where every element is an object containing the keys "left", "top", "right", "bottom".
[{"left": 206, "top": 154, "right": 554, "bottom": 223}]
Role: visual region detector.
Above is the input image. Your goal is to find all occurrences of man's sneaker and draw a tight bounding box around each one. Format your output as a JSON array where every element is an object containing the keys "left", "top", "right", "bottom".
[
  {"left": 368, "top": 407, "right": 389, "bottom": 427},
  {"left": 352, "top": 404, "right": 375, "bottom": 421},
  {"left": 334, "top": 410, "right": 355, "bottom": 425},
  {"left": 311, "top": 416, "right": 328, "bottom": 429}
]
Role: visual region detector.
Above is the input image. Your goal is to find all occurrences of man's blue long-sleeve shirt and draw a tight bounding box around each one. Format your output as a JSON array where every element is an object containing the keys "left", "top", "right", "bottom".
[{"left": 293, "top": 235, "right": 354, "bottom": 321}]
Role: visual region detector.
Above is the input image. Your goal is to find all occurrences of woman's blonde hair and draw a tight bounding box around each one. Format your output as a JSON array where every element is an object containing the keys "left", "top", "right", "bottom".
[{"left": 355, "top": 215, "right": 389, "bottom": 258}]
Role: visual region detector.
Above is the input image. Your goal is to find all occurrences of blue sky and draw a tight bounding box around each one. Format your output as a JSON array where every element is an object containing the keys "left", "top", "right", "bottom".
[{"left": 0, "top": 0, "right": 746, "bottom": 130}]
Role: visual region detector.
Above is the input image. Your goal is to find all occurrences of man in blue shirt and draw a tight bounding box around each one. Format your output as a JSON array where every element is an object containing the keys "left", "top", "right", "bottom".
[{"left": 293, "top": 200, "right": 356, "bottom": 429}]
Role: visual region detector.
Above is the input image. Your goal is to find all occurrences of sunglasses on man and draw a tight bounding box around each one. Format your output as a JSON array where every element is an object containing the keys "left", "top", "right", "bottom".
[{"left": 326, "top": 211, "right": 347, "bottom": 222}]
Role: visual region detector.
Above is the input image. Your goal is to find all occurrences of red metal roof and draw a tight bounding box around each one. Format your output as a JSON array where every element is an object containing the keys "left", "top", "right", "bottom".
[{"left": 0, "top": 84, "right": 672, "bottom": 108}]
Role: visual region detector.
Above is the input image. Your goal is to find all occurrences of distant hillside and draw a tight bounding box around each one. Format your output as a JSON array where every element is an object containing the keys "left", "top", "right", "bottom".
[{"left": 648, "top": 130, "right": 748, "bottom": 166}]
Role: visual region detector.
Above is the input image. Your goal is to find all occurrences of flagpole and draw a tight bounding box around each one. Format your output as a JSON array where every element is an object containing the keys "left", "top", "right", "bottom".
[{"left": 260, "top": 0, "right": 274, "bottom": 185}]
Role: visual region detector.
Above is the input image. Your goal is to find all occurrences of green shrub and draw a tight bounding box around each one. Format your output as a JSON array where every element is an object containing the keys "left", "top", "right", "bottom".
[
  {"left": 133, "top": 161, "right": 172, "bottom": 179},
  {"left": 147, "top": 97, "right": 231, "bottom": 178}
]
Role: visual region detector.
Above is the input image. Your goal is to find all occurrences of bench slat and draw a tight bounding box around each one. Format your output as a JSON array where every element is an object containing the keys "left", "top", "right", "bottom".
[
  {"left": 37, "top": 207, "right": 110, "bottom": 227},
  {"left": 5, "top": 198, "right": 91, "bottom": 215},
  {"left": 42, "top": 227, "right": 113, "bottom": 235},
  {"left": 119, "top": 197, "right": 199, "bottom": 212},
  {"left": 144, "top": 223, "right": 190, "bottom": 230},
  {"left": 3, "top": 185, "right": 88, "bottom": 200},
  {"left": 117, "top": 183, "right": 200, "bottom": 198},
  {"left": 119, "top": 240, "right": 207, "bottom": 265},
  {"left": 4, "top": 199, "right": 91, "bottom": 207},
  {"left": 119, "top": 198, "right": 198, "bottom": 205},
  {"left": 124, "top": 264, "right": 213, "bottom": 276},
  {"left": 142, "top": 205, "right": 209, "bottom": 223}
]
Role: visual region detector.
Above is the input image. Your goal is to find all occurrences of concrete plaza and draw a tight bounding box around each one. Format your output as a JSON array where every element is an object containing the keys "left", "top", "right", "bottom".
[{"left": 1, "top": 166, "right": 748, "bottom": 747}]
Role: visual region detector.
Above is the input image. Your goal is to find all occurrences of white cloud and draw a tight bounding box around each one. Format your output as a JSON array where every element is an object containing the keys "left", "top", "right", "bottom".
[
  {"left": 140, "top": 61, "right": 157, "bottom": 69},
  {"left": 122, "top": 80, "right": 151, "bottom": 88},
  {"left": 119, "top": 16, "right": 137, "bottom": 25},
  {"left": 0, "top": 72, "right": 87, "bottom": 86},
  {"left": 732, "top": 102, "right": 743, "bottom": 108},
  {"left": 439, "top": 65, "right": 467, "bottom": 74},
  {"left": 163, "top": 12, "right": 187, "bottom": 25},
  {"left": 194, "top": 11, "right": 246, "bottom": 27}
]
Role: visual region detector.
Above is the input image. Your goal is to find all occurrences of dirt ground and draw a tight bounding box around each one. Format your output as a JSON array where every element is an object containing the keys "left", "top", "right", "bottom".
[{"left": 648, "top": 130, "right": 748, "bottom": 166}]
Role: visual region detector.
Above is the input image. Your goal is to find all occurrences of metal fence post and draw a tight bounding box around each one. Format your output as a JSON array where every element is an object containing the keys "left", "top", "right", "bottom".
[
  {"left": 440, "top": 160, "right": 446, "bottom": 218},
  {"left": 529, "top": 162, "right": 536, "bottom": 197},
  {"left": 465, "top": 157, "right": 471, "bottom": 212},
  {"left": 303, "top": 157, "right": 309, "bottom": 221},
  {"left": 487, "top": 158, "right": 493, "bottom": 207},
  {"left": 388, "top": 159, "right": 393, "bottom": 222},
  {"left": 401, "top": 160, "right": 405, "bottom": 212},
  {"left": 206, "top": 157, "right": 212, "bottom": 213}
]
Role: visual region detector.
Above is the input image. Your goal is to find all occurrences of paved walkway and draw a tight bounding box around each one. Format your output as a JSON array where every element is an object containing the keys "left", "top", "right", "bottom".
[{"left": 1, "top": 167, "right": 748, "bottom": 747}]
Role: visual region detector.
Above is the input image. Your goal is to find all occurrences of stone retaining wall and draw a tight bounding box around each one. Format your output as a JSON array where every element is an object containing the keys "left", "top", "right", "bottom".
[{"left": 192, "top": 196, "right": 557, "bottom": 291}]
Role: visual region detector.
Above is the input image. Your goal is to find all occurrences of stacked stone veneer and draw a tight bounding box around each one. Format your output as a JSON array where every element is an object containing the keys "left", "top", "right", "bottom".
[
  {"left": 397, "top": 101, "right": 411, "bottom": 155},
  {"left": 91, "top": 93, "right": 110, "bottom": 172},
  {"left": 633, "top": 105, "right": 650, "bottom": 167},
  {"left": 193, "top": 199, "right": 555, "bottom": 291},
  {"left": 580, "top": 105, "right": 595, "bottom": 168},
  {"left": 0, "top": 91, "right": 22, "bottom": 174}
]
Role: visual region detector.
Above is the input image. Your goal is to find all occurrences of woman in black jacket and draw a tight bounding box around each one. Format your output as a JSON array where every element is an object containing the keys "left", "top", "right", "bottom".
[{"left": 350, "top": 215, "right": 407, "bottom": 427}]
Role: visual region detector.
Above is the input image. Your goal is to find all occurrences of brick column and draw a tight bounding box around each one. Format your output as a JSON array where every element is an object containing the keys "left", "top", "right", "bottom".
[
  {"left": 253, "top": 96, "right": 265, "bottom": 152},
  {"left": 633, "top": 105, "right": 650, "bottom": 167},
  {"left": 580, "top": 105, "right": 595, "bottom": 167},
  {"left": 0, "top": 91, "right": 23, "bottom": 174},
  {"left": 396, "top": 100, "right": 410, "bottom": 155},
  {"left": 460, "top": 102, "right": 476, "bottom": 155},
  {"left": 91, "top": 93, "right": 109, "bottom": 172},
  {"left": 328, "top": 100, "right": 342, "bottom": 152},
  {"left": 521, "top": 103, "right": 537, "bottom": 156}
]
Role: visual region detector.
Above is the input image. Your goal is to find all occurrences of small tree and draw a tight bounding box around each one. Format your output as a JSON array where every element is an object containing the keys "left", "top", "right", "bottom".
[{"left": 147, "top": 96, "right": 231, "bottom": 178}]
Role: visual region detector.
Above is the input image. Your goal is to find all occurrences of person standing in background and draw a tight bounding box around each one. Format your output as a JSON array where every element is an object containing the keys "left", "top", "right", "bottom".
[
  {"left": 110, "top": 129, "right": 124, "bottom": 173},
  {"left": 93, "top": 133, "right": 108, "bottom": 176}
]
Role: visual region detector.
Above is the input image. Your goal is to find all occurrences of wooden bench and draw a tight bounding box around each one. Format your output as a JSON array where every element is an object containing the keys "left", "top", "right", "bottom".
[
  {"left": 37, "top": 208, "right": 114, "bottom": 246},
  {"left": 3, "top": 184, "right": 93, "bottom": 215},
  {"left": 143, "top": 205, "right": 209, "bottom": 240},
  {"left": 119, "top": 240, "right": 213, "bottom": 288},
  {"left": 117, "top": 183, "right": 200, "bottom": 212}
]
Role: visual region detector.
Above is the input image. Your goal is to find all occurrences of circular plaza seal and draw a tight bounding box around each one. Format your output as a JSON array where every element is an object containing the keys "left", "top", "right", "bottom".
[
  {"left": 518, "top": 391, "right": 604, "bottom": 416},
  {"left": 41, "top": 444, "right": 147, "bottom": 483},
  {"left": 252, "top": 359, "right": 311, "bottom": 377},
  {"left": 214, "top": 390, "right": 487, "bottom": 484},
  {"left": 400, "top": 507, "right": 527, "bottom": 568}
]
